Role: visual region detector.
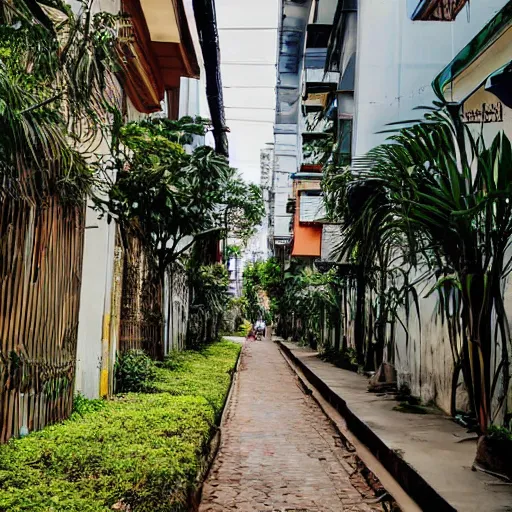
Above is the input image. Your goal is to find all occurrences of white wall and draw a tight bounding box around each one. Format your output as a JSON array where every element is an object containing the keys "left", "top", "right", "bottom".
[
  {"left": 353, "top": 0, "right": 509, "bottom": 157},
  {"left": 74, "top": 0, "right": 123, "bottom": 398},
  {"left": 75, "top": 205, "right": 116, "bottom": 398},
  {"left": 351, "top": 0, "right": 509, "bottom": 412}
]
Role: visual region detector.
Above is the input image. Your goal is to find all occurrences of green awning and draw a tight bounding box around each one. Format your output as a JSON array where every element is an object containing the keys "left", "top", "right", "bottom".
[
  {"left": 433, "top": 2, "right": 512, "bottom": 102},
  {"left": 485, "top": 61, "right": 512, "bottom": 108}
]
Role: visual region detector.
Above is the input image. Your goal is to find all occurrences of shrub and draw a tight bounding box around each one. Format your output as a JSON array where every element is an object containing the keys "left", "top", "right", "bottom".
[
  {"left": 115, "top": 349, "right": 157, "bottom": 393},
  {"left": 0, "top": 340, "right": 241, "bottom": 511},
  {"left": 162, "top": 350, "right": 188, "bottom": 372},
  {"left": 71, "top": 394, "right": 105, "bottom": 419},
  {"left": 235, "top": 319, "right": 252, "bottom": 337},
  {"left": 487, "top": 425, "right": 512, "bottom": 442},
  {"left": 319, "top": 346, "right": 359, "bottom": 372}
]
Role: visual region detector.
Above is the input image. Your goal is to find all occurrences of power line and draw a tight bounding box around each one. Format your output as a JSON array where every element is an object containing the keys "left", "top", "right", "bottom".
[
  {"left": 222, "top": 62, "right": 276, "bottom": 66},
  {"left": 225, "top": 106, "right": 275, "bottom": 110},
  {"left": 226, "top": 118, "right": 275, "bottom": 124},
  {"left": 218, "top": 27, "right": 277, "bottom": 31},
  {"left": 224, "top": 86, "right": 276, "bottom": 89}
]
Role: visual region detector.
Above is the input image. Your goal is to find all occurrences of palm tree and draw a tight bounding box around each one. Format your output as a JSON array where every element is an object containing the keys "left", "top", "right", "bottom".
[
  {"left": 326, "top": 106, "right": 512, "bottom": 433},
  {"left": 0, "top": 0, "right": 121, "bottom": 203}
]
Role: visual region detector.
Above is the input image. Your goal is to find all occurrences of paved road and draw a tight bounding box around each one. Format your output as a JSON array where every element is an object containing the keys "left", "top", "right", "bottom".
[{"left": 199, "top": 338, "right": 383, "bottom": 511}]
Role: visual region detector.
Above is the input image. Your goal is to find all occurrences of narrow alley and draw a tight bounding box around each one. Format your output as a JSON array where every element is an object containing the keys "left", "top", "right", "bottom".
[
  {"left": 199, "top": 338, "right": 385, "bottom": 512},
  {"left": 2, "top": 0, "right": 512, "bottom": 510}
]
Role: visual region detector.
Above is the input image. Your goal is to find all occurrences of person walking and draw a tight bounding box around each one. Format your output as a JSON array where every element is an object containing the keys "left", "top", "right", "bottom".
[{"left": 254, "top": 319, "right": 266, "bottom": 339}]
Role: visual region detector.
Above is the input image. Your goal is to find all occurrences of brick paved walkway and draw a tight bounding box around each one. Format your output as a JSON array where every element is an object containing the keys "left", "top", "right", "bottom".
[{"left": 199, "top": 339, "right": 383, "bottom": 512}]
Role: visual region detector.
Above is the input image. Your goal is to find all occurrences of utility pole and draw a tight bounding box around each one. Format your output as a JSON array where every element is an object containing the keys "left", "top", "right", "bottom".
[{"left": 192, "top": 0, "right": 229, "bottom": 157}]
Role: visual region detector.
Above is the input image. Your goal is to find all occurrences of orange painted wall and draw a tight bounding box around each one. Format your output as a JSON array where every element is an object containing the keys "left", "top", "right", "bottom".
[{"left": 291, "top": 193, "right": 322, "bottom": 257}]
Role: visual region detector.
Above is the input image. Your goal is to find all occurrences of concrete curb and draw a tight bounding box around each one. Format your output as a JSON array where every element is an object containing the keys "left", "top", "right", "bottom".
[
  {"left": 189, "top": 342, "right": 244, "bottom": 511},
  {"left": 277, "top": 338, "right": 456, "bottom": 512}
]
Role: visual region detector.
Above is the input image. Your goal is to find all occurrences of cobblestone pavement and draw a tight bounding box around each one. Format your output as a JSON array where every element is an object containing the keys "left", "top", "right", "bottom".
[{"left": 199, "top": 338, "right": 384, "bottom": 512}]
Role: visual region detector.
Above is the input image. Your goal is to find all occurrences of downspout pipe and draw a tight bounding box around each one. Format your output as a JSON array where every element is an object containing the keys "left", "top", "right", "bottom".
[{"left": 192, "top": 0, "right": 229, "bottom": 157}]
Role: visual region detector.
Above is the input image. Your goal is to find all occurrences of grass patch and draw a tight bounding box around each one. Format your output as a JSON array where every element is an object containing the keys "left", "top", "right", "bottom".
[{"left": 0, "top": 340, "right": 240, "bottom": 512}]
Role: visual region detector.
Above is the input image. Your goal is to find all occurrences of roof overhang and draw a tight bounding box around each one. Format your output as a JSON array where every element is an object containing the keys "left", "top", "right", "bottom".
[
  {"left": 118, "top": 0, "right": 199, "bottom": 113},
  {"left": 408, "top": 0, "right": 468, "bottom": 21},
  {"left": 433, "top": 3, "right": 512, "bottom": 104}
]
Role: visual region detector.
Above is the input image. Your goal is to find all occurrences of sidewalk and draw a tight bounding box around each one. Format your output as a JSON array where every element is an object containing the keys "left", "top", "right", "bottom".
[
  {"left": 277, "top": 339, "right": 512, "bottom": 512},
  {"left": 200, "top": 339, "right": 385, "bottom": 511}
]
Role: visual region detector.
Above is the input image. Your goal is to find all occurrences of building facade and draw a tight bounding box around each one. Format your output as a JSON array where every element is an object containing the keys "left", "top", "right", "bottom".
[
  {"left": 270, "top": 0, "right": 512, "bottom": 416},
  {"left": 75, "top": 0, "right": 206, "bottom": 399}
]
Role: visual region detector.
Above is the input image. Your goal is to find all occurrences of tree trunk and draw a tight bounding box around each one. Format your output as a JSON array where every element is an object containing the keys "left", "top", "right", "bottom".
[
  {"left": 334, "top": 315, "right": 341, "bottom": 352},
  {"left": 462, "top": 271, "right": 492, "bottom": 434},
  {"left": 354, "top": 267, "right": 366, "bottom": 366}
]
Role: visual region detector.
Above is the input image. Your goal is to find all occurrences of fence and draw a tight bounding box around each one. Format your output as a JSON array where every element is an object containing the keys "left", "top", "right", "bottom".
[
  {"left": 165, "top": 264, "right": 189, "bottom": 353},
  {"left": 0, "top": 198, "right": 85, "bottom": 442},
  {"left": 118, "top": 231, "right": 163, "bottom": 359}
]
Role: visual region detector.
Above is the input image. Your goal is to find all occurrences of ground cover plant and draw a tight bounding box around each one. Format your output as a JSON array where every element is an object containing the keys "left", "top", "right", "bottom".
[{"left": 0, "top": 340, "right": 240, "bottom": 512}]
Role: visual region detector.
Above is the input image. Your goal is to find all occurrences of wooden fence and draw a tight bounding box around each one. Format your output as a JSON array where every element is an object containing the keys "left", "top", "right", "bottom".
[
  {"left": 0, "top": 198, "right": 85, "bottom": 442},
  {"left": 119, "top": 231, "right": 163, "bottom": 359}
]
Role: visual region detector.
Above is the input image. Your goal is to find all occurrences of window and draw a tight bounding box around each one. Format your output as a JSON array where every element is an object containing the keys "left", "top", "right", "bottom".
[{"left": 300, "top": 192, "right": 326, "bottom": 223}]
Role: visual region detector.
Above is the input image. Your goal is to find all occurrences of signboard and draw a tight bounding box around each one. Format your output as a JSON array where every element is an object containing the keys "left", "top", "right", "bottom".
[
  {"left": 462, "top": 102, "right": 503, "bottom": 124},
  {"left": 304, "top": 92, "right": 328, "bottom": 108}
]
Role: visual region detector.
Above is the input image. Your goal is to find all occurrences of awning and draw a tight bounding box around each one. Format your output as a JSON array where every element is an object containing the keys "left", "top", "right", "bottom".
[
  {"left": 408, "top": 0, "right": 468, "bottom": 22},
  {"left": 485, "top": 61, "right": 512, "bottom": 108},
  {"left": 433, "top": 2, "right": 512, "bottom": 104}
]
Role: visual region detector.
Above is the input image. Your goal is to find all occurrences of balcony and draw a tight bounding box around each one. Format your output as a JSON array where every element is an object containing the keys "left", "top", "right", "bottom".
[
  {"left": 299, "top": 192, "right": 327, "bottom": 223},
  {"left": 305, "top": 48, "right": 328, "bottom": 69}
]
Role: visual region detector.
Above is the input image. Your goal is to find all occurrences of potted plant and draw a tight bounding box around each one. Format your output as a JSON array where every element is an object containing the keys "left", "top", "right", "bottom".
[{"left": 473, "top": 426, "right": 512, "bottom": 481}]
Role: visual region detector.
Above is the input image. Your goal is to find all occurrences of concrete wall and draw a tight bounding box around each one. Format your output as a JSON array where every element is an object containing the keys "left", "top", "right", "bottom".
[
  {"left": 75, "top": 203, "right": 117, "bottom": 398},
  {"left": 75, "top": 94, "right": 144, "bottom": 398},
  {"left": 353, "top": 0, "right": 508, "bottom": 157},
  {"left": 74, "top": 0, "right": 122, "bottom": 399}
]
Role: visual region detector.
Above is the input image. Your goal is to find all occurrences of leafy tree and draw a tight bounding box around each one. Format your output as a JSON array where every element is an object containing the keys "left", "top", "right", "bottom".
[
  {"left": 242, "top": 258, "right": 285, "bottom": 324},
  {"left": 102, "top": 117, "right": 264, "bottom": 277},
  {"left": 218, "top": 177, "right": 265, "bottom": 249},
  {"left": 242, "top": 262, "right": 265, "bottom": 323},
  {"left": 101, "top": 117, "right": 232, "bottom": 278},
  {"left": 187, "top": 263, "right": 230, "bottom": 347}
]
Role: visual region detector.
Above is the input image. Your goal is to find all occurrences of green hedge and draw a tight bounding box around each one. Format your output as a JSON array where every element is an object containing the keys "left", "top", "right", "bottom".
[{"left": 0, "top": 340, "right": 240, "bottom": 512}]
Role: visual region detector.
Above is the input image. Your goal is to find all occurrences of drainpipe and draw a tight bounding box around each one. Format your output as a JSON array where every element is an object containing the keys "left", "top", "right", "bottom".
[{"left": 192, "top": 0, "right": 229, "bottom": 157}]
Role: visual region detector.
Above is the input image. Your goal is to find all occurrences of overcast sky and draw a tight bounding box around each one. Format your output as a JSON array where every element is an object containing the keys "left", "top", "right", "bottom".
[{"left": 215, "top": 0, "right": 278, "bottom": 184}]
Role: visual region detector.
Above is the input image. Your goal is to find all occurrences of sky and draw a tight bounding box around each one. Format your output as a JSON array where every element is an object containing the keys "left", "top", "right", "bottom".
[{"left": 215, "top": 0, "right": 278, "bottom": 184}]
